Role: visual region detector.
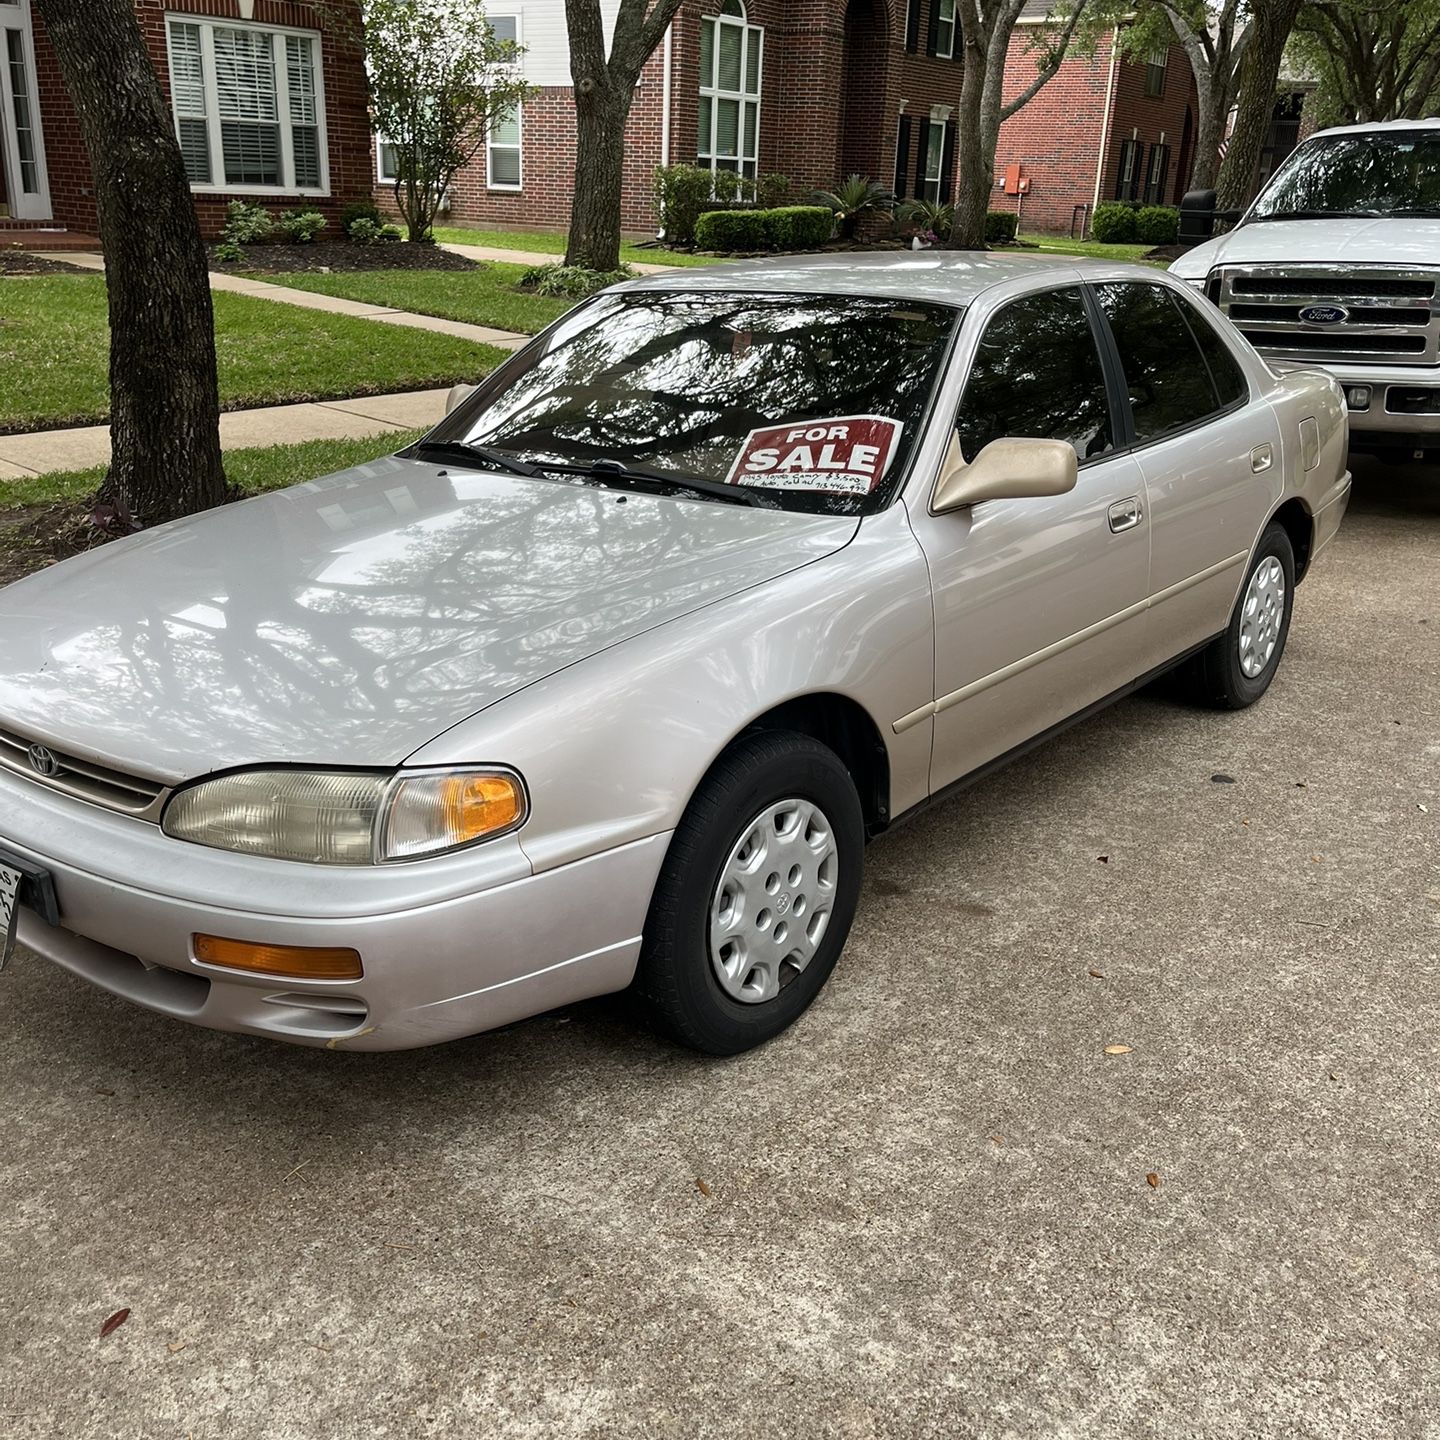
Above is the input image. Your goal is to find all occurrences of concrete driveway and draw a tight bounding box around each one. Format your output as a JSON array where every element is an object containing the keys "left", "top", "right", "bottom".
[{"left": 2, "top": 458, "right": 1436, "bottom": 1439}]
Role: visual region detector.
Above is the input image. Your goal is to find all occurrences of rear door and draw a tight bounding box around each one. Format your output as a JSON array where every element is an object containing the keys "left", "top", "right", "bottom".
[
  {"left": 904, "top": 284, "right": 1152, "bottom": 792},
  {"left": 1089, "top": 280, "right": 1281, "bottom": 667}
]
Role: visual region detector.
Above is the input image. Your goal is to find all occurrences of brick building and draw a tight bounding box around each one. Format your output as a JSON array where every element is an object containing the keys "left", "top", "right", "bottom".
[
  {"left": 396, "top": 0, "right": 1205, "bottom": 239},
  {"left": 1, "top": 0, "right": 373, "bottom": 241}
]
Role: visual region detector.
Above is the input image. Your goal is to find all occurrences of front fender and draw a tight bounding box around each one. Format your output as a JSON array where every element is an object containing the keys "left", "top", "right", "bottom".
[{"left": 403, "top": 505, "right": 937, "bottom": 873}]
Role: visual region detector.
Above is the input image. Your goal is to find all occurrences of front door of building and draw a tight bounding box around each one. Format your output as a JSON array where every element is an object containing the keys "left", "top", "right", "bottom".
[{"left": 0, "top": 0, "right": 51, "bottom": 221}]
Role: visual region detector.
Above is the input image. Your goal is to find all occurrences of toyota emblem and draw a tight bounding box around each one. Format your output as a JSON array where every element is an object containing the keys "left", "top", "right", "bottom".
[{"left": 27, "top": 744, "right": 61, "bottom": 778}]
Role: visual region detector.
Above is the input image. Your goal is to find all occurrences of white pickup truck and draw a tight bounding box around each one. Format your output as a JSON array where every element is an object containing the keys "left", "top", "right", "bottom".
[{"left": 1171, "top": 119, "right": 1440, "bottom": 460}]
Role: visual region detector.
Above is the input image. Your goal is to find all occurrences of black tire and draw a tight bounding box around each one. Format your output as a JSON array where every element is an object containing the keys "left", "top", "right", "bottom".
[
  {"left": 1175, "top": 521, "right": 1296, "bottom": 710},
  {"left": 633, "top": 730, "right": 865, "bottom": 1055}
]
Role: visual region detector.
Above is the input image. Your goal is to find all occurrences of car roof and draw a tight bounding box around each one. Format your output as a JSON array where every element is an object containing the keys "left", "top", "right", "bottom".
[
  {"left": 619, "top": 250, "right": 1165, "bottom": 307},
  {"left": 1307, "top": 117, "right": 1440, "bottom": 141}
]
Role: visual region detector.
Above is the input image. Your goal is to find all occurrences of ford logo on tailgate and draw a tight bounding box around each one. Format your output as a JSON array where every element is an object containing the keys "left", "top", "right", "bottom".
[{"left": 1298, "top": 304, "right": 1349, "bottom": 324}]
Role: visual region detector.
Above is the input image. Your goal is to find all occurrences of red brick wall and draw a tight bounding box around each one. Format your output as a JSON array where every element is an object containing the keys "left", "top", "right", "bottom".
[{"left": 27, "top": 0, "right": 372, "bottom": 238}]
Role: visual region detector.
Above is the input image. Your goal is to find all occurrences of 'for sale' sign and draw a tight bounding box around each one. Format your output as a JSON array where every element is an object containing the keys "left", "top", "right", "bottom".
[{"left": 725, "top": 415, "right": 903, "bottom": 496}]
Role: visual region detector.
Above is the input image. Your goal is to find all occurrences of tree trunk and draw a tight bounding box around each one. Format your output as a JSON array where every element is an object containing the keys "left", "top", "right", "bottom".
[
  {"left": 35, "top": 0, "right": 227, "bottom": 528},
  {"left": 565, "top": 77, "right": 628, "bottom": 271},
  {"left": 950, "top": 26, "right": 994, "bottom": 249},
  {"left": 1215, "top": 0, "right": 1303, "bottom": 212},
  {"left": 1188, "top": 72, "right": 1227, "bottom": 192}
]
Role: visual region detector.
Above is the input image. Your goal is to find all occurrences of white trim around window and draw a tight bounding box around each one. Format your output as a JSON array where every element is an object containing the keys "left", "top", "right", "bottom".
[
  {"left": 165, "top": 13, "right": 329, "bottom": 197},
  {"left": 697, "top": 0, "right": 762, "bottom": 180},
  {"left": 487, "top": 104, "right": 522, "bottom": 191},
  {"left": 936, "top": 0, "right": 956, "bottom": 59}
]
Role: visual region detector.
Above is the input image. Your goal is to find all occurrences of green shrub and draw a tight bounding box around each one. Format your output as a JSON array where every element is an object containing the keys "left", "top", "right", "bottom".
[
  {"left": 341, "top": 200, "right": 383, "bottom": 232},
  {"left": 896, "top": 198, "right": 953, "bottom": 239},
  {"left": 1091, "top": 202, "right": 1139, "bottom": 243},
  {"left": 1135, "top": 205, "right": 1179, "bottom": 245},
  {"left": 761, "top": 205, "right": 834, "bottom": 249},
  {"left": 809, "top": 175, "right": 894, "bottom": 238},
  {"left": 654, "top": 163, "right": 725, "bottom": 246},
  {"left": 695, "top": 208, "right": 769, "bottom": 251},
  {"left": 757, "top": 173, "right": 793, "bottom": 208},
  {"left": 985, "top": 210, "right": 1019, "bottom": 244},
  {"left": 348, "top": 217, "right": 403, "bottom": 246},
  {"left": 220, "top": 199, "right": 274, "bottom": 247},
  {"left": 273, "top": 209, "right": 327, "bottom": 243},
  {"left": 519, "top": 262, "right": 634, "bottom": 298}
]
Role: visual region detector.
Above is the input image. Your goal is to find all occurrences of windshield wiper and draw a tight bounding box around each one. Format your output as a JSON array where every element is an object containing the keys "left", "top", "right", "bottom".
[
  {"left": 410, "top": 440, "right": 543, "bottom": 477},
  {"left": 1382, "top": 207, "right": 1440, "bottom": 217},
  {"left": 1247, "top": 208, "right": 1382, "bottom": 222},
  {"left": 531, "top": 457, "right": 767, "bottom": 508}
]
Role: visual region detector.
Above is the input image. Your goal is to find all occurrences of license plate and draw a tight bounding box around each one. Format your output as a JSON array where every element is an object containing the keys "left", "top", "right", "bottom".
[{"left": 0, "top": 863, "right": 19, "bottom": 971}]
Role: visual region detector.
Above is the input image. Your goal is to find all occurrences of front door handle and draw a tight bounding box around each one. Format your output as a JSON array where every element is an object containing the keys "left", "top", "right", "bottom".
[{"left": 1108, "top": 497, "right": 1143, "bottom": 533}]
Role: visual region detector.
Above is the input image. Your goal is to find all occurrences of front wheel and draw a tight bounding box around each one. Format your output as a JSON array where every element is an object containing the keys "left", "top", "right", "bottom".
[
  {"left": 634, "top": 731, "right": 865, "bottom": 1055},
  {"left": 1176, "top": 521, "right": 1295, "bottom": 710}
]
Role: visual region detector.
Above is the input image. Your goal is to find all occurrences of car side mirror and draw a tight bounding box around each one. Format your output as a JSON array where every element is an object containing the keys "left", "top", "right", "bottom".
[
  {"left": 932, "top": 436, "right": 1078, "bottom": 514},
  {"left": 445, "top": 383, "right": 476, "bottom": 416}
]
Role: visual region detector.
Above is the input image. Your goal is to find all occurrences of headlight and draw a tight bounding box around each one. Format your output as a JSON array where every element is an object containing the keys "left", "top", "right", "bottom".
[
  {"left": 1184, "top": 276, "right": 1208, "bottom": 293},
  {"left": 162, "top": 767, "right": 527, "bottom": 864}
]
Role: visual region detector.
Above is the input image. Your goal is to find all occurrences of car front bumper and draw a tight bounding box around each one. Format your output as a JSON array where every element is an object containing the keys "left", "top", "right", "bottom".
[
  {"left": 2, "top": 769, "right": 669, "bottom": 1051},
  {"left": 1270, "top": 359, "right": 1440, "bottom": 445}
]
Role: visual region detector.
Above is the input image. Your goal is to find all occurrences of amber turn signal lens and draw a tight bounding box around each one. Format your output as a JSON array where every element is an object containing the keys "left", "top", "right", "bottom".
[
  {"left": 379, "top": 769, "right": 527, "bottom": 860},
  {"left": 442, "top": 773, "right": 523, "bottom": 841},
  {"left": 193, "top": 934, "right": 363, "bottom": 980}
]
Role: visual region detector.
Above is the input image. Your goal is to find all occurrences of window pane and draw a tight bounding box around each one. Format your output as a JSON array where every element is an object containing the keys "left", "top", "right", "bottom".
[
  {"left": 6, "top": 30, "right": 39, "bottom": 192},
  {"left": 1094, "top": 282, "right": 1220, "bottom": 442},
  {"left": 491, "top": 106, "right": 520, "bottom": 146},
  {"left": 699, "top": 20, "right": 714, "bottom": 87},
  {"left": 1179, "top": 299, "right": 1249, "bottom": 408},
  {"left": 743, "top": 101, "right": 757, "bottom": 160},
  {"left": 956, "top": 288, "right": 1115, "bottom": 462},
  {"left": 697, "top": 95, "right": 712, "bottom": 157},
  {"left": 168, "top": 22, "right": 207, "bottom": 115},
  {"left": 292, "top": 125, "right": 321, "bottom": 188},
  {"left": 490, "top": 15, "right": 518, "bottom": 45},
  {"left": 379, "top": 140, "right": 399, "bottom": 181},
  {"left": 744, "top": 32, "right": 761, "bottom": 94},
  {"left": 490, "top": 146, "right": 520, "bottom": 187},
  {"left": 214, "top": 27, "right": 278, "bottom": 122},
  {"left": 286, "top": 35, "right": 317, "bottom": 127},
  {"left": 178, "top": 117, "right": 213, "bottom": 184},
  {"left": 222, "top": 120, "right": 282, "bottom": 185},
  {"left": 716, "top": 97, "right": 740, "bottom": 157},
  {"left": 717, "top": 22, "right": 742, "bottom": 91}
]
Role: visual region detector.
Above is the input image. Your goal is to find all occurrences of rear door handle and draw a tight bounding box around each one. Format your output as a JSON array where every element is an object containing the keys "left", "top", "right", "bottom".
[
  {"left": 1251, "top": 443, "right": 1274, "bottom": 473},
  {"left": 1108, "top": 497, "right": 1143, "bottom": 533}
]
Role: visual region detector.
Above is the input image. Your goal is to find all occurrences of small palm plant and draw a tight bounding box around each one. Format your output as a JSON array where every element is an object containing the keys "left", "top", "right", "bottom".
[
  {"left": 896, "top": 198, "right": 954, "bottom": 243},
  {"left": 810, "top": 175, "right": 896, "bottom": 239}
]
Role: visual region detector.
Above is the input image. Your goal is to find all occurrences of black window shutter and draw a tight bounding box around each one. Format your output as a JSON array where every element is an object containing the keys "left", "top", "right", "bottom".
[
  {"left": 939, "top": 121, "right": 956, "bottom": 202},
  {"left": 914, "top": 118, "right": 931, "bottom": 197},
  {"left": 895, "top": 115, "right": 913, "bottom": 199},
  {"left": 906, "top": 0, "right": 921, "bottom": 52},
  {"left": 926, "top": 0, "right": 941, "bottom": 56},
  {"left": 1114, "top": 140, "right": 1131, "bottom": 201}
]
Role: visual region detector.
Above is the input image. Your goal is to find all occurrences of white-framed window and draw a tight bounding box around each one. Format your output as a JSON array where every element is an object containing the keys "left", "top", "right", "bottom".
[
  {"left": 166, "top": 15, "right": 327, "bottom": 195},
  {"left": 376, "top": 136, "right": 399, "bottom": 184},
  {"left": 923, "top": 117, "right": 945, "bottom": 201},
  {"left": 1144, "top": 45, "right": 1167, "bottom": 98},
  {"left": 488, "top": 105, "right": 522, "bottom": 190},
  {"left": 698, "top": 0, "right": 762, "bottom": 179},
  {"left": 489, "top": 13, "right": 520, "bottom": 48},
  {"left": 936, "top": 0, "right": 956, "bottom": 59}
]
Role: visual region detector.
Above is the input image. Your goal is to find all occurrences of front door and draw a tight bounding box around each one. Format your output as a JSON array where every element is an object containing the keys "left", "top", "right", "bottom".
[
  {"left": 0, "top": 0, "right": 51, "bottom": 221},
  {"left": 904, "top": 284, "right": 1152, "bottom": 792}
]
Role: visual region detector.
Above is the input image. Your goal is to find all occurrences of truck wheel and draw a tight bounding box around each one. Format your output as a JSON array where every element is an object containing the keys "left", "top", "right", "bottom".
[
  {"left": 634, "top": 730, "right": 864, "bottom": 1055},
  {"left": 1177, "top": 522, "right": 1295, "bottom": 710}
]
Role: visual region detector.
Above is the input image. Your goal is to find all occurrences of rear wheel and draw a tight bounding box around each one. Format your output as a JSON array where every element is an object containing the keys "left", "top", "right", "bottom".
[
  {"left": 634, "top": 730, "right": 864, "bottom": 1055},
  {"left": 1176, "top": 522, "right": 1295, "bottom": 710}
]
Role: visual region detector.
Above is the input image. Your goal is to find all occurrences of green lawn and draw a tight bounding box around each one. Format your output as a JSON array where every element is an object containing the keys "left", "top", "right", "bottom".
[
  {"left": 0, "top": 276, "right": 504, "bottom": 434},
  {"left": 1, "top": 429, "right": 426, "bottom": 510},
  {"left": 430, "top": 225, "right": 718, "bottom": 268},
  {"left": 1017, "top": 235, "right": 1167, "bottom": 266},
  {"left": 259, "top": 261, "right": 573, "bottom": 336}
]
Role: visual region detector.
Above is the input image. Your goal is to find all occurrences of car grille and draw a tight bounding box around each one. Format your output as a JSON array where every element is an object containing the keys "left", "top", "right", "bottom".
[
  {"left": 1218, "top": 265, "right": 1440, "bottom": 366},
  {"left": 0, "top": 723, "right": 169, "bottom": 820}
]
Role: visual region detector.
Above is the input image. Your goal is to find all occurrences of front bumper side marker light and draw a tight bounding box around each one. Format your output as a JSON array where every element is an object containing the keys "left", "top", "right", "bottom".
[{"left": 194, "top": 934, "right": 363, "bottom": 980}]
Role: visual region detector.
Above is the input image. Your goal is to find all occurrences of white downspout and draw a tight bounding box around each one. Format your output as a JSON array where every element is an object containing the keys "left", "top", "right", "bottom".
[
  {"left": 661, "top": 23, "right": 674, "bottom": 169},
  {"left": 1091, "top": 27, "right": 1121, "bottom": 218}
]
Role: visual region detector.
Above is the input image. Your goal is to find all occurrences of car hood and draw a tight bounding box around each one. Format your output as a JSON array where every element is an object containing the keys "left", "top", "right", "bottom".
[
  {"left": 1173, "top": 216, "right": 1440, "bottom": 277},
  {"left": 0, "top": 457, "right": 857, "bottom": 784}
]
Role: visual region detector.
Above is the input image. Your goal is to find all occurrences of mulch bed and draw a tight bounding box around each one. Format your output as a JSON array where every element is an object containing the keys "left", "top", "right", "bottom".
[
  {"left": 0, "top": 252, "right": 94, "bottom": 276},
  {"left": 207, "top": 241, "right": 482, "bottom": 275},
  {"left": 0, "top": 501, "right": 104, "bottom": 588}
]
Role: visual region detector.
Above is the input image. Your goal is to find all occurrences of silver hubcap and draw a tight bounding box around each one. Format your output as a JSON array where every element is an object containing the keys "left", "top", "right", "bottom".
[
  {"left": 708, "top": 798, "right": 839, "bottom": 1005},
  {"left": 1238, "top": 555, "right": 1286, "bottom": 679}
]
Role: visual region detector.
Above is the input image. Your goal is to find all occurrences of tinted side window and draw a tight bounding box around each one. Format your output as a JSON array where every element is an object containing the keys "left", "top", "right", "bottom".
[
  {"left": 1178, "top": 296, "right": 1249, "bottom": 408},
  {"left": 1094, "top": 282, "right": 1221, "bottom": 443},
  {"left": 956, "top": 288, "right": 1115, "bottom": 463}
]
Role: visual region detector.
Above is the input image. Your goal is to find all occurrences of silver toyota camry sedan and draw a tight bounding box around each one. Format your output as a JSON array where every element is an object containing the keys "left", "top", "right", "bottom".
[{"left": 0, "top": 254, "right": 1351, "bottom": 1055}]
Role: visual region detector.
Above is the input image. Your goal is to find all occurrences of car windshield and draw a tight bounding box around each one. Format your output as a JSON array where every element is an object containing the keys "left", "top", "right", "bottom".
[
  {"left": 424, "top": 289, "right": 960, "bottom": 515},
  {"left": 1248, "top": 130, "right": 1440, "bottom": 221}
]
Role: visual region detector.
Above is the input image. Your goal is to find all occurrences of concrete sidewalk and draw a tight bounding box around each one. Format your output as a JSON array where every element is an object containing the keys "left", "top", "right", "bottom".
[
  {"left": 437, "top": 240, "right": 678, "bottom": 275},
  {"left": 0, "top": 388, "right": 448, "bottom": 480}
]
